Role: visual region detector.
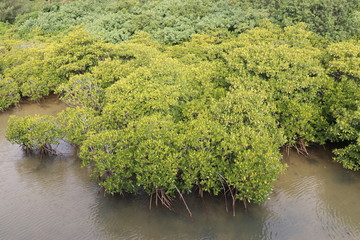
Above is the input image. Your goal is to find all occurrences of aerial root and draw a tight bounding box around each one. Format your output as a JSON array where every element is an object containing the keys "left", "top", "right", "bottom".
[
  {"left": 20, "top": 144, "right": 56, "bottom": 155},
  {"left": 149, "top": 193, "right": 153, "bottom": 210},
  {"left": 174, "top": 185, "right": 192, "bottom": 217},
  {"left": 285, "top": 144, "right": 290, "bottom": 156},
  {"left": 39, "top": 144, "right": 57, "bottom": 155},
  {"left": 198, "top": 185, "right": 204, "bottom": 198},
  {"left": 21, "top": 145, "right": 32, "bottom": 153},
  {"left": 286, "top": 140, "right": 309, "bottom": 156},
  {"left": 159, "top": 190, "right": 173, "bottom": 211},
  {"left": 294, "top": 140, "right": 309, "bottom": 156},
  {"left": 149, "top": 187, "right": 192, "bottom": 217},
  {"left": 218, "top": 174, "right": 229, "bottom": 213},
  {"left": 218, "top": 173, "right": 236, "bottom": 216},
  {"left": 242, "top": 197, "right": 248, "bottom": 210},
  {"left": 153, "top": 188, "right": 174, "bottom": 211}
]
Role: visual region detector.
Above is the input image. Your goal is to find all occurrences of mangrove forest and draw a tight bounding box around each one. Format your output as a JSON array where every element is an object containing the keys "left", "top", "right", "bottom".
[{"left": 1, "top": 0, "right": 359, "bottom": 214}]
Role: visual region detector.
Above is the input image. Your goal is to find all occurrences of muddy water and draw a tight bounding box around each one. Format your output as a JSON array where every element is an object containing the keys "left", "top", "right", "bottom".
[{"left": 0, "top": 98, "right": 359, "bottom": 240}]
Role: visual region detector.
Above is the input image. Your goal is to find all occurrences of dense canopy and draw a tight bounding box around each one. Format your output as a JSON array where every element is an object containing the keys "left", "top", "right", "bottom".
[{"left": 2, "top": 0, "right": 359, "bottom": 213}]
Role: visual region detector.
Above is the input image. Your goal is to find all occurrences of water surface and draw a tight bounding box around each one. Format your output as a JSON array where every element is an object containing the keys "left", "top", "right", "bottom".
[{"left": 0, "top": 98, "right": 359, "bottom": 240}]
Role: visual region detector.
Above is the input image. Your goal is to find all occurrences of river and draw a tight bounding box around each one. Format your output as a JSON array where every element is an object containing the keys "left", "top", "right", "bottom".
[{"left": 0, "top": 97, "right": 359, "bottom": 240}]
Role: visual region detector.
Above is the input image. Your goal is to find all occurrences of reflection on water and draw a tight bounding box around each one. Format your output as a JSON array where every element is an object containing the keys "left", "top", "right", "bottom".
[
  {"left": 0, "top": 98, "right": 359, "bottom": 240},
  {"left": 263, "top": 150, "right": 360, "bottom": 240}
]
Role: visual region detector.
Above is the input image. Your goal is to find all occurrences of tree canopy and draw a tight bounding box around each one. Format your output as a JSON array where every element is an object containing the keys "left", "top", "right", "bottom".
[
  {"left": 2, "top": 0, "right": 360, "bottom": 213},
  {"left": 5, "top": 0, "right": 359, "bottom": 43}
]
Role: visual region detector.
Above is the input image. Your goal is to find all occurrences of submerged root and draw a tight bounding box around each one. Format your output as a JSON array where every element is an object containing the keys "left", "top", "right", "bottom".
[
  {"left": 21, "top": 145, "right": 32, "bottom": 154},
  {"left": 149, "top": 187, "right": 193, "bottom": 217},
  {"left": 218, "top": 175, "right": 229, "bottom": 213},
  {"left": 286, "top": 140, "right": 309, "bottom": 156},
  {"left": 174, "top": 185, "right": 192, "bottom": 217},
  {"left": 152, "top": 188, "right": 174, "bottom": 212},
  {"left": 285, "top": 144, "right": 291, "bottom": 156},
  {"left": 294, "top": 140, "right": 309, "bottom": 156},
  {"left": 39, "top": 144, "right": 57, "bottom": 155},
  {"left": 20, "top": 144, "right": 57, "bottom": 155},
  {"left": 242, "top": 197, "right": 248, "bottom": 210},
  {"left": 149, "top": 193, "right": 153, "bottom": 210},
  {"left": 160, "top": 190, "right": 173, "bottom": 211},
  {"left": 218, "top": 173, "right": 236, "bottom": 216},
  {"left": 198, "top": 185, "right": 204, "bottom": 198}
]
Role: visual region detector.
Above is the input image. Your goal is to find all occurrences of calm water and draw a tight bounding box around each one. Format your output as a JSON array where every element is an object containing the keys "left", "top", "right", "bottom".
[{"left": 0, "top": 98, "right": 359, "bottom": 240}]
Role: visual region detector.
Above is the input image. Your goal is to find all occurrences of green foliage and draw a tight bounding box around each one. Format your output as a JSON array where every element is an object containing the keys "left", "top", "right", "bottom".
[
  {"left": 80, "top": 115, "right": 182, "bottom": 195},
  {"left": 45, "top": 27, "right": 112, "bottom": 78},
  {"left": 6, "top": 114, "right": 61, "bottom": 153},
  {"left": 103, "top": 57, "right": 187, "bottom": 125},
  {"left": 77, "top": 35, "right": 286, "bottom": 204},
  {"left": 56, "top": 106, "right": 101, "bottom": 146},
  {"left": 1, "top": 40, "right": 57, "bottom": 100},
  {"left": 334, "top": 138, "right": 360, "bottom": 171},
  {"left": 0, "top": 22, "right": 13, "bottom": 40},
  {"left": 324, "top": 40, "right": 360, "bottom": 170},
  {"left": 56, "top": 74, "right": 104, "bottom": 110},
  {"left": 0, "top": 27, "right": 113, "bottom": 108},
  {"left": 10, "top": 0, "right": 360, "bottom": 43},
  {"left": 16, "top": 0, "right": 269, "bottom": 44},
  {"left": 82, "top": 83, "right": 285, "bottom": 202},
  {"left": 250, "top": 0, "right": 360, "bottom": 41},
  {"left": 0, "top": 0, "right": 29, "bottom": 23},
  {"left": 180, "top": 84, "right": 285, "bottom": 202},
  {"left": 225, "top": 23, "right": 330, "bottom": 146},
  {"left": 0, "top": 0, "right": 60, "bottom": 24},
  {"left": 327, "top": 41, "right": 360, "bottom": 81},
  {"left": 3, "top": 18, "right": 360, "bottom": 212},
  {"left": 0, "top": 76, "right": 20, "bottom": 111}
]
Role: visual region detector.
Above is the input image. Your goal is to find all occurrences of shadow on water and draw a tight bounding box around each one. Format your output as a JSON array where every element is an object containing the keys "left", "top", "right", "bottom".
[{"left": 93, "top": 192, "right": 267, "bottom": 240}]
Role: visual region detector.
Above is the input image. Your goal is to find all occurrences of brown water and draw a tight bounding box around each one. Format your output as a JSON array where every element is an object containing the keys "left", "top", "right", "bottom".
[{"left": 0, "top": 98, "right": 359, "bottom": 240}]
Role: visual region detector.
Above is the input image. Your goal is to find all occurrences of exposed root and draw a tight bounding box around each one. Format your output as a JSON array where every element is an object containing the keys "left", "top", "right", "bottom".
[
  {"left": 218, "top": 173, "right": 236, "bottom": 216},
  {"left": 286, "top": 140, "right": 309, "bottom": 157},
  {"left": 150, "top": 187, "right": 192, "bottom": 217},
  {"left": 174, "top": 185, "right": 192, "bottom": 217},
  {"left": 21, "top": 144, "right": 58, "bottom": 155},
  {"left": 149, "top": 193, "right": 153, "bottom": 210},
  {"left": 293, "top": 140, "right": 309, "bottom": 156},
  {"left": 285, "top": 144, "right": 291, "bottom": 156},
  {"left": 21, "top": 145, "right": 32, "bottom": 153},
  {"left": 242, "top": 197, "right": 248, "bottom": 210},
  {"left": 198, "top": 185, "right": 204, "bottom": 198},
  {"left": 154, "top": 188, "right": 174, "bottom": 211},
  {"left": 218, "top": 174, "right": 229, "bottom": 213},
  {"left": 161, "top": 190, "right": 173, "bottom": 211},
  {"left": 155, "top": 189, "right": 159, "bottom": 207},
  {"left": 39, "top": 144, "right": 57, "bottom": 155},
  {"left": 231, "top": 189, "right": 236, "bottom": 217}
]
